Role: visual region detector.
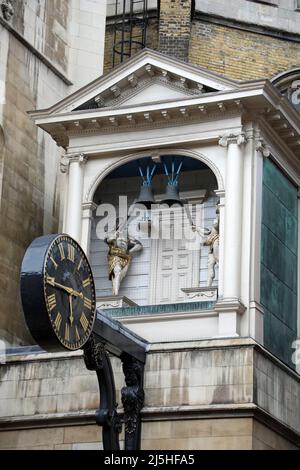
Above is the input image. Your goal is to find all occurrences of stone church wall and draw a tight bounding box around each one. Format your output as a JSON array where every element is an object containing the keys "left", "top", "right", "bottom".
[
  {"left": 0, "top": 340, "right": 298, "bottom": 449},
  {"left": 0, "top": 0, "right": 107, "bottom": 346}
]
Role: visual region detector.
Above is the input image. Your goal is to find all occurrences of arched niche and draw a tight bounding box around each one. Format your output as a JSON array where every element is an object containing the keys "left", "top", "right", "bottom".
[
  {"left": 85, "top": 149, "right": 224, "bottom": 204},
  {"left": 88, "top": 152, "right": 220, "bottom": 308}
]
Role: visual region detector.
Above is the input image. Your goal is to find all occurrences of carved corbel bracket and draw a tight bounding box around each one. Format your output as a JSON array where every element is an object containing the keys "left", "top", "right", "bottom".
[
  {"left": 0, "top": 0, "right": 14, "bottom": 21},
  {"left": 60, "top": 156, "right": 69, "bottom": 174}
]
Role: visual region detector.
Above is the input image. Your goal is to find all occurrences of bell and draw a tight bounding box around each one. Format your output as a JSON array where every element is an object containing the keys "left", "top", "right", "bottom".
[
  {"left": 161, "top": 183, "right": 183, "bottom": 206},
  {"left": 135, "top": 183, "right": 155, "bottom": 209}
]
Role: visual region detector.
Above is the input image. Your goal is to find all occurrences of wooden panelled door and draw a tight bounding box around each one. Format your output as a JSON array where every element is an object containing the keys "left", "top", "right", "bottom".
[{"left": 149, "top": 208, "right": 200, "bottom": 304}]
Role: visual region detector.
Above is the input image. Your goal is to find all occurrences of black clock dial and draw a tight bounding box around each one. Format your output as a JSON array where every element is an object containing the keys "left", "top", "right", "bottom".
[
  {"left": 43, "top": 235, "right": 96, "bottom": 350},
  {"left": 21, "top": 234, "right": 96, "bottom": 352}
]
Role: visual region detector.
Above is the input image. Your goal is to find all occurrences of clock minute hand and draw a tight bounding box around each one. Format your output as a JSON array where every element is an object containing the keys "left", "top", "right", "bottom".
[
  {"left": 69, "top": 295, "right": 74, "bottom": 326},
  {"left": 46, "top": 277, "right": 83, "bottom": 298}
]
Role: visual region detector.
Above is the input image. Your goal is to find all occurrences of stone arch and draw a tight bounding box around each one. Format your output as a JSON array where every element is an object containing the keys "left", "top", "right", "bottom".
[{"left": 85, "top": 148, "right": 224, "bottom": 202}]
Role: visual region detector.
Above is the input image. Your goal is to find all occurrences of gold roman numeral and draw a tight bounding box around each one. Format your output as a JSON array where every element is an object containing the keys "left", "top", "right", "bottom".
[
  {"left": 46, "top": 276, "right": 55, "bottom": 286},
  {"left": 67, "top": 244, "right": 75, "bottom": 263},
  {"left": 83, "top": 297, "right": 92, "bottom": 310},
  {"left": 65, "top": 323, "right": 70, "bottom": 342},
  {"left": 75, "top": 326, "right": 80, "bottom": 342},
  {"left": 54, "top": 312, "right": 62, "bottom": 331},
  {"left": 82, "top": 278, "right": 90, "bottom": 288},
  {"left": 80, "top": 313, "right": 89, "bottom": 332},
  {"left": 47, "top": 294, "right": 56, "bottom": 311},
  {"left": 77, "top": 258, "right": 83, "bottom": 271},
  {"left": 50, "top": 256, "right": 58, "bottom": 269},
  {"left": 58, "top": 243, "right": 65, "bottom": 261}
]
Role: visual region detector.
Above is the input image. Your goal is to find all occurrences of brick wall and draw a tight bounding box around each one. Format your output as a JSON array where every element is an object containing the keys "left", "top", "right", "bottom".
[
  {"left": 189, "top": 20, "right": 300, "bottom": 80},
  {"left": 104, "top": 19, "right": 159, "bottom": 73},
  {"left": 103, "top": 7, "right": 300, "bottom": 81},
  {"left": 159, "top": 0, "right": 192, "bottom": 62}
]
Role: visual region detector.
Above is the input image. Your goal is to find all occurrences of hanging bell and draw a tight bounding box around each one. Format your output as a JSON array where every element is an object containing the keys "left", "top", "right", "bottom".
[
  {"left": 160, "top": 183, "right": 183, "bottom": 206},
  {"left": 135, "top": 183, "right": 155, "bottom": 209}
]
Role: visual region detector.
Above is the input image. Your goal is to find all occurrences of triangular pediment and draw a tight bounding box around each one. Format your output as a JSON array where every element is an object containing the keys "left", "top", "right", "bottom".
[
  {"left": 30, "top": 49, "right": 242, "bottom": 118},
  {"left": 115, "top": 80, "right": 195, "bottom": 106},
  {"left": 75, "top": 74, "right": 218, "bottom": 111}
]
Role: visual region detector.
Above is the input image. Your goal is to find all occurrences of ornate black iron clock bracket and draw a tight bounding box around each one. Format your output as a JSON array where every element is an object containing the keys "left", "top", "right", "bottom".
[
  {"left": 83, "top": 311, "right": 148, "bottom": 451},
  {"left": 84, "top": 334, "right": 122, "bottom": 450}
]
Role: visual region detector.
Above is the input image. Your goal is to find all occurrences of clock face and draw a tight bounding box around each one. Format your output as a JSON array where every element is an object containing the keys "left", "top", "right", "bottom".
[{"left": 43, "top": 235, "right": 96, "bottom": 350}]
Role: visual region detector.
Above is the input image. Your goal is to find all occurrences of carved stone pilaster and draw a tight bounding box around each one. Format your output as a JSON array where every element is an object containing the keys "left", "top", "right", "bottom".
[
  {"left": 121, "top": 356, "right": 144, "bottom": 448},
  {"left": 0, "top": 0, "right": 14, "bottom": 21},
  {"left": 219, "top": 131, "right": 247, "bottom": 148}
]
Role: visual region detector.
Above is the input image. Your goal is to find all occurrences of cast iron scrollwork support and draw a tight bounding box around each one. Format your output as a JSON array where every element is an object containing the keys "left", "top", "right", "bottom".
[
  {"left": 84, "top": 334, "right": 122, "bottom": 450},
  {"left": 121, "top": 354, "right": 145, "bottom": 451},
  {"left": 83, "top": 310, "right": 148, "bottom": 450}
]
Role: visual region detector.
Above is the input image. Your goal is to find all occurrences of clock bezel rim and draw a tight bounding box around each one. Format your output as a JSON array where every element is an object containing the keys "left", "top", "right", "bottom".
[{"left": 42, "top": 234, "right": 97, "bottom": 351}]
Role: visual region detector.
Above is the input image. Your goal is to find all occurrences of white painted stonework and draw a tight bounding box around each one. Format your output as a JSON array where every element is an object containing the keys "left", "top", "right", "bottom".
[{"left": 29, "top": 49, "right": 300, "bottom": 346}]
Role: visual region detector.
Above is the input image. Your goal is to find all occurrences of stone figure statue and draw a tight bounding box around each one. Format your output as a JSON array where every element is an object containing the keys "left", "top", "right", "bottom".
[
  {"left": 105, "top": 220, "right": 143, "bottom": 296},
  {"left": 193, "top": 206, "right": 220, "bottom": 287}
]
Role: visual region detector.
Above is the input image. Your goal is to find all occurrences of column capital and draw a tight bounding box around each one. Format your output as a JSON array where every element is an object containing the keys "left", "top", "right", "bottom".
[
  {"left": 69, "top": 153, "right": 88, "bottom": 164},
  {"left": 219, "top": 131, "right": 247, "bottom": 148},
  {"left": 60, "top": 153, "right": 87, "bottom": 173},
  {"left": 255, "top": 138, "right": 271, "bottom": 158}
]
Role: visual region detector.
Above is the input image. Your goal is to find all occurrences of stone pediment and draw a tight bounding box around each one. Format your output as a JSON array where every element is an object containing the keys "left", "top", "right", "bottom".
[
  {"left": 76, "top": 75, "right": 210, "bottom": 110},
  {"left": 30, "top": 49, "right": 240, "bottom": 117}
]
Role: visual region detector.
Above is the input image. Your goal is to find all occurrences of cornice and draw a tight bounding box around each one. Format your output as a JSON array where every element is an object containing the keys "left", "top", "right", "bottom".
[
  {"left": 28, "top": 76, "right": 300, "bottom": 163},
  {"left": 258, "top": 120, "right": 300, "bottom": 185},
  {"left": 29, "top": 86, "right": 262, "bottom": 122},
  {"left": 66, "top": 108, "right": 242, "bottom": 136}
]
